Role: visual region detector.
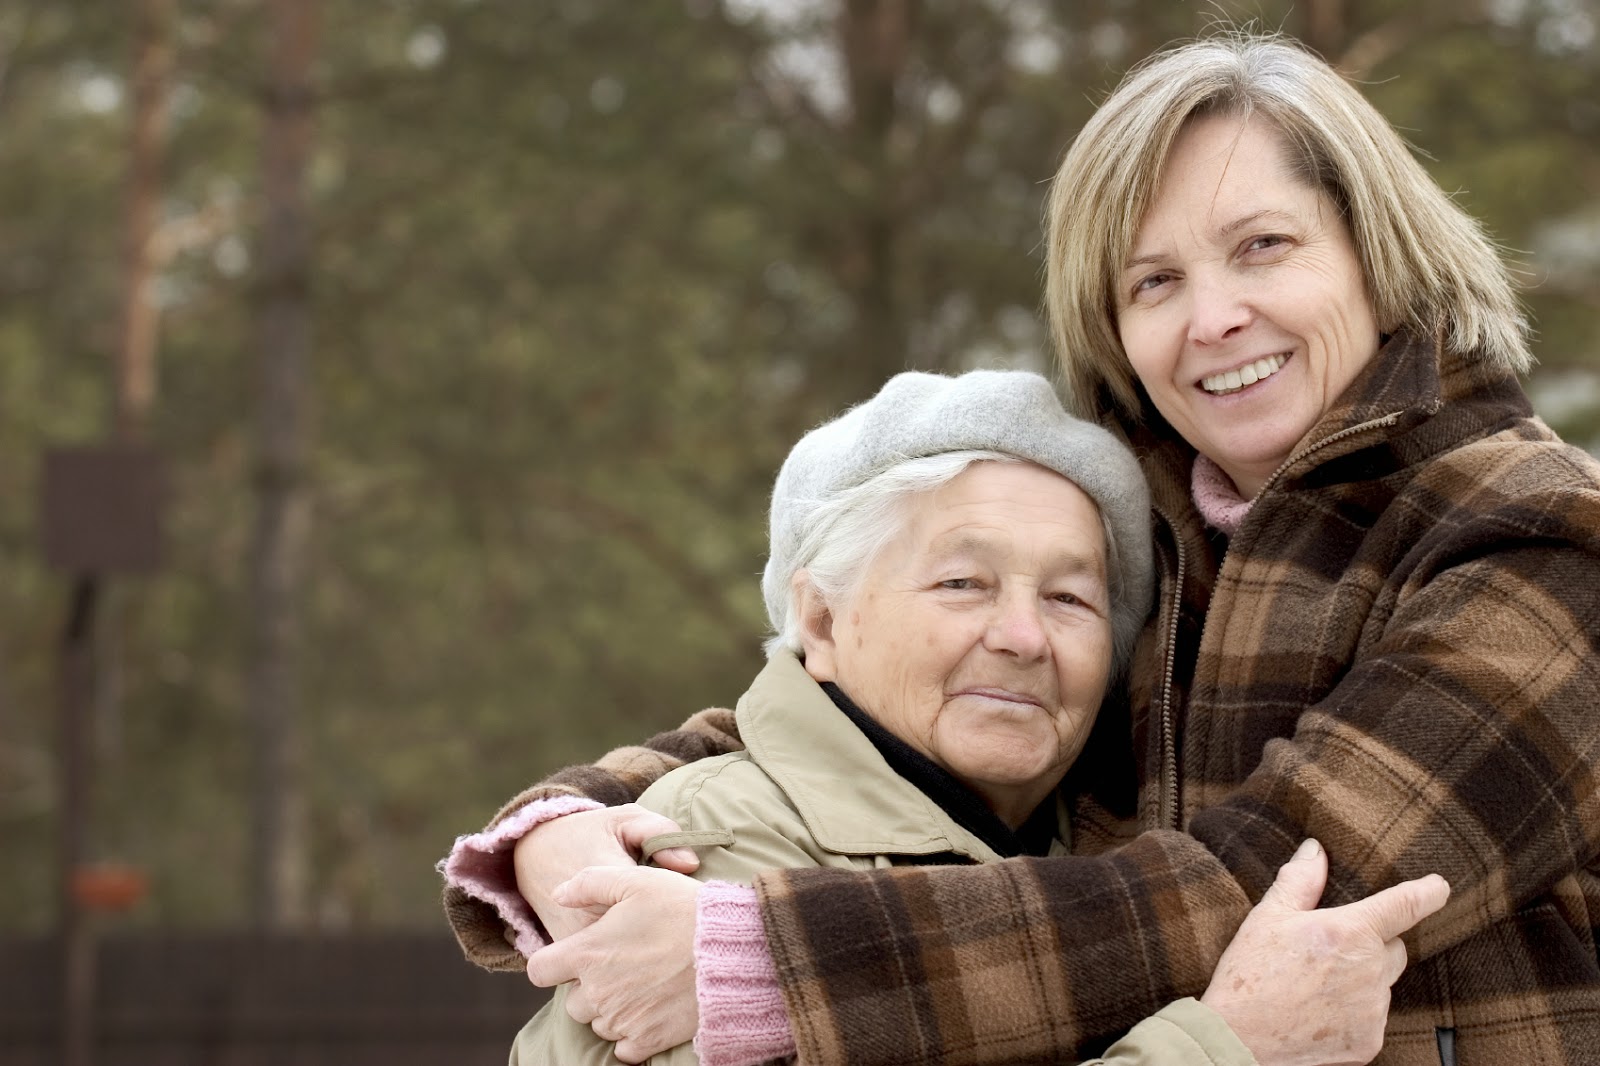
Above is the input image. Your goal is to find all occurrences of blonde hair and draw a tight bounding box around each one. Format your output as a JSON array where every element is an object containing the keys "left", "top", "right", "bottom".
[{"left": 1045, "top": 32, "right": 1531, "bottom": 421}]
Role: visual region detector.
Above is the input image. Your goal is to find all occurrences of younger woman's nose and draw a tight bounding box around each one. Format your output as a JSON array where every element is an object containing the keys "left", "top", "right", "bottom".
[{"left": 1185, "top": 272, "right": 1252, "bottom": 346}]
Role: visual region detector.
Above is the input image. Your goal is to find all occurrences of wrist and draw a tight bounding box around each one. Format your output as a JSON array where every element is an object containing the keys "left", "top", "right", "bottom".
[
  {"left": 438, "top": 794, "right": 603, "bottom": 956},
  {"left": 693, "top": 881, "right": 796, "bottom": 1066}
]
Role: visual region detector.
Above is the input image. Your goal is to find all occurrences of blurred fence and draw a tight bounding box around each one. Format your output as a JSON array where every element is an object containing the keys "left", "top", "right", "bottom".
[{"left": 0, "top": 933, "right": 546, "bottom": 1065}]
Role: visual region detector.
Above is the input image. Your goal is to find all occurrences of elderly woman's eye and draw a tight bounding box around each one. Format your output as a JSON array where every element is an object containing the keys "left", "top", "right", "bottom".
[{"left": 939, "top": 577, "right": 979, "bottom": 590}]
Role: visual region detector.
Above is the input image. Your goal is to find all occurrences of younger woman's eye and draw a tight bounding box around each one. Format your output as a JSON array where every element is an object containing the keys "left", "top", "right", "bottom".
[
  {"left": 1133, "top": 272, "right": 1172, "bottom": 296},
  {"left": 1245, "top": 234, "right": 1288, "bottom": 253}
]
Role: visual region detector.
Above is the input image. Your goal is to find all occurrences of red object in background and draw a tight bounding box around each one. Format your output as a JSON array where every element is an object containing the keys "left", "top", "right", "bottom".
[{"left": 71, "top": 862, "right": 150, "bottom": 913}]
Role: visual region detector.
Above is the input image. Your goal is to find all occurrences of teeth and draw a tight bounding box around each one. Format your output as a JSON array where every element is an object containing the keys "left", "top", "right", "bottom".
[{"left": 1202, "top": 354, "right": 1286, "bottom": 395}]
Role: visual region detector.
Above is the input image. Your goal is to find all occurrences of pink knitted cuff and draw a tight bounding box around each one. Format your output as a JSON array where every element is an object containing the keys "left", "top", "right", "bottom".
[
  {"left": 693, "top": 881, "right": 796, "bottom": 1066},
  {"left": 1192, "top": 453, "right": 1253, "bottom": 536},
  {"left": 437, "top": 795, "right": 603, "bottom": 957}
]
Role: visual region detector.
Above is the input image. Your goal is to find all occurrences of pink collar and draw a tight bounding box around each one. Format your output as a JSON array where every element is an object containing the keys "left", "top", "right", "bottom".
[{"left": 1191, "top": 454, "right": 1252, "bottom": 535}]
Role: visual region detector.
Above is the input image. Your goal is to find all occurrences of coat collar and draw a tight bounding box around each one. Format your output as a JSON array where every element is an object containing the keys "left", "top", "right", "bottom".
[
  {"left": 1122, "top": 327, "right": 1532, "bottom": 525},
  {"left": 735, "top": 652, "right": 1069, "bottom": 863}
]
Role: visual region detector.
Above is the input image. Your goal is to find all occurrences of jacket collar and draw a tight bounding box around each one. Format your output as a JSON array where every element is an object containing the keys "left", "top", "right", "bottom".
[
  {"left": 1122, "top": 327, "right": 1532, "bottom": 525},
  {"left": 735, "top": 652, "right": 1069, "bottom": 863}
]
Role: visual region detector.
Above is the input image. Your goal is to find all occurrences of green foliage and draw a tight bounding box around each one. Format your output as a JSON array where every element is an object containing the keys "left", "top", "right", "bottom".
[{"left": 0, "top": 0, "right": 1595, "bottom": 929}]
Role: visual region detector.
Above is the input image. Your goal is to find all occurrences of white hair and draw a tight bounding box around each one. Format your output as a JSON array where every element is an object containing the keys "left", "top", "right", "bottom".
[{"left": 764, "top": 452, "right": 1131, "bottom": 671}]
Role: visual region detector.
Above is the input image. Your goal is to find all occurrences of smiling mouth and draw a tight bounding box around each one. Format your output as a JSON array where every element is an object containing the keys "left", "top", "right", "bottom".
[
  {"left": 1200, "top": 354, "right": 1288, "bottom": 396},
  {"left": 958, "top": 688, "right": 1044, "bottom": 708}
]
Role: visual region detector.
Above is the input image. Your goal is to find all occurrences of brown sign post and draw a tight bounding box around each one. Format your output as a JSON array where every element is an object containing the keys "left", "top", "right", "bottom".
[{"left": 41, "top": 445, "right": 166, "bottom": 1066}]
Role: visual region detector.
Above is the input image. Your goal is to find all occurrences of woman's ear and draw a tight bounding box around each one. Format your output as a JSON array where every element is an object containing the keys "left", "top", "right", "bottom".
[{"left": 793, "top": 570, "right": 840, "bottom": 682}]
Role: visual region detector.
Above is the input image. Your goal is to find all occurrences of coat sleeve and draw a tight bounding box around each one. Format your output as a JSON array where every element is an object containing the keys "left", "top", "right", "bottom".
[
  {"left": 753, "top": 465, "right": 1600, "bottom": 1063},
  {"left": 441, "top": 706, "right": 744, "bottom": 971},
  {"left": 509, "top": 987, "right": 706, "bottom": 1066},
  {"left": 510, "top": 752, "right": 846, "bottom": 1066},
  {"left": 1087, "top": 999, "right": 1256, "bottom": 1066}
]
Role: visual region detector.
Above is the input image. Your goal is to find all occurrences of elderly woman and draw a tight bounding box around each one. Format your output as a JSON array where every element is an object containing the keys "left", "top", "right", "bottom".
[
  {"left": 443, "top": 32, "right": 1600, "bottom": 1066},
  {"left": 503, "top": 369, "right": 1443, "bottom": 1065}
]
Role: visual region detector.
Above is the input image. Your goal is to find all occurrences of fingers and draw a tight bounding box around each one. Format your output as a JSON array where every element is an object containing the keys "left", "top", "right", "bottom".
[
  {"left": 564, "top": 982, "right": 598, "bottom": 1024},
  {"left": 552, "top": 865, "right": 643, "bottom": 911},
  {"left": 648, "top": 846, "right": 701, "bottom": 873},
  {"left": 568, "top": 982, "right": 652, "bottom": 1062},
  {"left": 526, "top": 936, "right": 581, "bottom": 988},
  {"left": 613, "top": 1035, "right": 653, "bottom": 1064},
  {"left": 1348, "top": 872, "right": 1451, "bottom": 942},
  {"left": 591, "top": 1015, "right": 622, "bottom": 1044},
  {"left": 1259, "top": 838, "right": 1329, "bottom": 913},
  {"left": 1383, "top": 936, "right": 1409, "bottom": 985},
  {"left": 611, "top": 805, "right": 697, "bottom": 870}
]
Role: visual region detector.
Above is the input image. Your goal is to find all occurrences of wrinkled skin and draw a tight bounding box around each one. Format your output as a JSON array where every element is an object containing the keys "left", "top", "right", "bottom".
[
  {"left": 1202, "top": 840, "right": 1450, "bottom": 1066},
  {"left": 527, "top": 864, "right": 701, "bottom": 1064}
]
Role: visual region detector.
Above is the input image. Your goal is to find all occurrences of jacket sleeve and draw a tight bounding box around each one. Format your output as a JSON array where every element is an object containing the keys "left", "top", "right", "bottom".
[
  {"left": 1087, "top": 999, "right": 1256, "bottom": 1066},
  {"left": 441, "top": 706, "right": 744, "bottom": 971},
  {"left": 753, "top": 471, "right": 1600, "bottom": 1063},
  {"left": 509, "top": 987, "right": 705, "bottom": 1066}
]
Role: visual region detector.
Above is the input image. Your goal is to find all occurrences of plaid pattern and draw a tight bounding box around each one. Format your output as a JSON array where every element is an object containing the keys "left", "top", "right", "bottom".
[
  {"left": 753, "top": 331, "right": 1600, "bottom": 1064},
  {"left": 443, "top": 330, "right": 1600, "bottom": 1063}
]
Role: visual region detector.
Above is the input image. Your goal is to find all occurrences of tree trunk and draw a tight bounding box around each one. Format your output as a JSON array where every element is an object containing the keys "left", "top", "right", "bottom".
[
  {"left": 247, "top": 0, "right": 317, "bottom": 930},
  {"left": 833, "top": 0, "right": 916, "bottom": 391},
  {"left": 1301, "top": 0, "right": 1349, "bottom": 61},
  {"left": 114, "top": 0, "right": 171, "bottom": 442}
]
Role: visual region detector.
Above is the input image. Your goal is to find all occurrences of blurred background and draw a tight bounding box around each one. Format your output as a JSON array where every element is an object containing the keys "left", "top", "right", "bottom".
[{"left": 1, "top": 0, "right": 1596, "bottom": 1061}]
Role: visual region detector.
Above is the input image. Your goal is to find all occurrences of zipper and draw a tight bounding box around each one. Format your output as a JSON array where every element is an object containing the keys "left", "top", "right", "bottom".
[
  {"left": 1435, "top": 1027, "right": 1457, "bottom": 1065},
  {"left": 1253, "top": 411, "right": 1404, "bottom": 502},
  {"left": 1193, "top": 411, "right": 1403, "bottom": 659},
  {"left": 1152, "top": 507, "right": 1186, "bottom": 832},
  {"left": 1151, "top": 410, "right": 1403, "bottom": 832}
]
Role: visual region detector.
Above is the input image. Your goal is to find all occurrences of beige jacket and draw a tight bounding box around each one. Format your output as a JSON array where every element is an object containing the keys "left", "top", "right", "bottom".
[{"left": 511, "top": 652, "right": 1255, "bottom": 1065}]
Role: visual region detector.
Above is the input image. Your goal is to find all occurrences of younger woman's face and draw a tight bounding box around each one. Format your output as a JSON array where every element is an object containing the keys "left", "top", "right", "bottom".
[{"left": 1114, "top": 114, "right": 1381, "bottom": 498}]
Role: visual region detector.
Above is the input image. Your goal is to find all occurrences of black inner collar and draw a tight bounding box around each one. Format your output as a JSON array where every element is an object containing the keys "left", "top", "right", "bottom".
[{"left": 820, "top": 682, "right": 1059, "bottom": 859}]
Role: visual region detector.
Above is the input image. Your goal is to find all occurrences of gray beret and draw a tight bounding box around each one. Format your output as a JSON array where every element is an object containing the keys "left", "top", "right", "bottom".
[{"left": 763, "top": 369, "right": 1154, "bottom": 660}]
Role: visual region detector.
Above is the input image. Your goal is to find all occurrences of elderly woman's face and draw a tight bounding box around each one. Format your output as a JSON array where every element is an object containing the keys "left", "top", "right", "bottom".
[
  {"left": 1114, "top": 114, "right": 1380, "bottom": 498},
  {"left": 800, "top": 461, "right": 1113, "bottom": 828}
]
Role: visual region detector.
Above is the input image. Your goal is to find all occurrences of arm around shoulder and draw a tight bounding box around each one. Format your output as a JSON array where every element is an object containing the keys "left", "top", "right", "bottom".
[{"left": 440, "top": 705, "right": 745, "bottom": 970}]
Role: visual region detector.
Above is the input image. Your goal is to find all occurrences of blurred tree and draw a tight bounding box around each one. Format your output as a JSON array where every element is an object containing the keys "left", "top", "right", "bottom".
[
  {"left": 247, "top": 0, "right": 315, "bottom": 929},
  {"left": 114, "top": 0, "right": 170, "bottom": 441},
  {"left": 0, "top": 0, "right": 1594, "bottom": 930}
]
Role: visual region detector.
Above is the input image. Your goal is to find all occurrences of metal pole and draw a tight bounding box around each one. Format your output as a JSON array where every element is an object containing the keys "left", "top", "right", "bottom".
[{"left": 59, "top": 575, "right": 100, "bottom": 1066}]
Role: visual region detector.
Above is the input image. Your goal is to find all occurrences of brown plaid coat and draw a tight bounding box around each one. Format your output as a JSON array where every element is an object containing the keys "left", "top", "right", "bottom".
[{"left": 444, "top": 330, "right": 1600, "bottom": 1065}]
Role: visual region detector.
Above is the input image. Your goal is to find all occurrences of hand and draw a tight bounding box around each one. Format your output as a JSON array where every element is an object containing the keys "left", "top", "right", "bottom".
[
  {"left": 1201, "top": 839, "right": 1450, "bottom": 1066},
  {"left": 513, "top": 803, "right": 698, "bottom": 941},
  {"left": 526, "top": 865, "right": 702, "bottom": 1063}
]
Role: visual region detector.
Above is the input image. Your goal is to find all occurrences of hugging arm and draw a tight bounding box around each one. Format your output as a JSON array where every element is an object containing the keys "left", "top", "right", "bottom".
[
  {"left": 752, "top": 532, "right": 1600, "bottom": 1062},
  {"left": 443, "top": 476, "right": 1600, "bottom": 1060},
  {"left": 441, "top": 706, "right": 743, "bottom": 970}
]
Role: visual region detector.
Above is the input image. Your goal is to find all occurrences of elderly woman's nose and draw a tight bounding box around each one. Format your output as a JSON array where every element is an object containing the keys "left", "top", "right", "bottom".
[
  {"left": 1185, "top": 271, "right": 1252, "bottom": 346},
  {"left": 984, "top": 595, "right": 1050, "bottom": 660}
]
